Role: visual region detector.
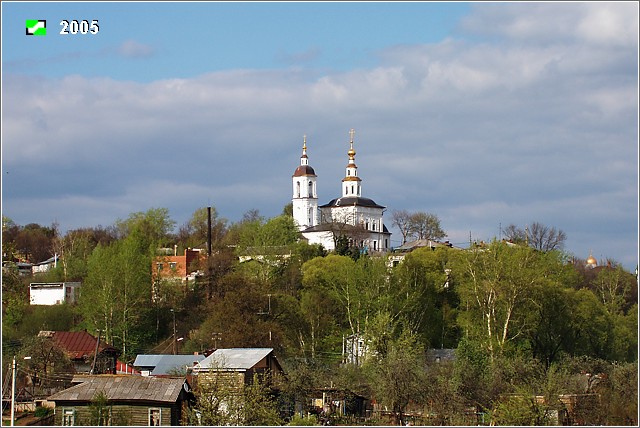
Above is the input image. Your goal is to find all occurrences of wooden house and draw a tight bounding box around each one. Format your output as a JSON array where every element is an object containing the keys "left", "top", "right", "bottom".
[
  {"left": 191, "top": 348, "right": 284, "bottom": 390},
  {"left": 39, "top": 330, "right": 119, "bottom": 374},
  {"left": 47, "top": 375, "right": 193, "bottom": 426}
]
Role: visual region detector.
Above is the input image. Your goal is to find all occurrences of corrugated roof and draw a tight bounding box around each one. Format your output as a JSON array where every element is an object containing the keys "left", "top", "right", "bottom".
[
  {"left": 133, "top": 354, "right": 205, "bottom": 375},
  {"left": 48, "top": 375, "right": 187, "bottom": 403},
  {"left": 41, "top": 331, "right": 117, "bottom": 360},
  {"left": 133, "top": 354, "right": 167, "bottom": 368},
  {"left": 194, "top": 348, "right": 273, "bottom": 372}
]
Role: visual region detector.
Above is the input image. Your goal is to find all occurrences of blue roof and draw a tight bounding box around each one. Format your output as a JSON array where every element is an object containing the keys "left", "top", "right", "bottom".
[{"left": 134, "top": 354, "right": 205, "bottom": 375}]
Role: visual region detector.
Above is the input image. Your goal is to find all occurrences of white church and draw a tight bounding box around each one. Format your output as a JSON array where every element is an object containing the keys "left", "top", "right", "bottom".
[{"left": 291, "top": 130, "right": 391, "bottom": 253}]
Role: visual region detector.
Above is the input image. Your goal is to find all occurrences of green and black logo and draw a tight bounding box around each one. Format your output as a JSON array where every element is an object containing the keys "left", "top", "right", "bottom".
[{"left": 26, "top": 19, "right": 46, "bottom": 36}]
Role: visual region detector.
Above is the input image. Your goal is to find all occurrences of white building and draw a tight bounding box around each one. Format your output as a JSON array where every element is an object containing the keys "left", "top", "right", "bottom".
[
  {"left": 292, "top": 135, "right": 319, "bottom": 231},
  {"left": 29, "top": 282, "right": 81, "bottom": 305},
  {"left": 294, "top": 130, "right": 391, "bottom": 253}
]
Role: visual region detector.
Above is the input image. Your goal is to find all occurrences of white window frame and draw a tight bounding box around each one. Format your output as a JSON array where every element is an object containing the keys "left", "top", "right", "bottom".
[
  {"left": 149, "top": 407, "right": 162, "bottom": 426},
  {"left": 62, "top": 408, "right": 75, "bottom": 426}
]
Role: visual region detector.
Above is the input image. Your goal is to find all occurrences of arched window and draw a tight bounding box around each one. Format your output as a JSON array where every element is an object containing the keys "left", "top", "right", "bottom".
[{"left": 296, "top": 181, "right": 300, "bottom": 198}]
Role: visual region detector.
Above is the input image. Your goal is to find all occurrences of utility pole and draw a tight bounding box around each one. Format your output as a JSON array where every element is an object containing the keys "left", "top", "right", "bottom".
[
  {"left": 90, "top": 330, "right": 101, "bottom": 375},
  {"left": 171, "top": 309, "right": 177, "bottom": 355},
  {"left": 11, "top": 356, "right": 30, "bottom": 426},
  {"left": 10, "top": 356, "right": 16, "bottom": 427}
]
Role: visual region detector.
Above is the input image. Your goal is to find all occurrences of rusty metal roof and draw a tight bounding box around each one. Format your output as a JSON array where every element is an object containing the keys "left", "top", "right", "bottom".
[
  {"left": 39, "top": 331, "right": 118, "bottom": 360},
  {"left": 48, "top": 375, "right": 188, "bottom": 403}
]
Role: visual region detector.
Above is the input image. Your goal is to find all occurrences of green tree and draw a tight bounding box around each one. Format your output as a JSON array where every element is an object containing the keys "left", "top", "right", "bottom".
[
  {"left": 79, "top": 233, "right": 153, "bottom": 360},
  {"left": 451, "top": 241, "right": 562, "bottom": 362},
  {"left": 391, "top": 247, "right": 459, "bottom": 348},
  {"left": 19, "top": 335, "right": 75, "bottom": 388},
  {"left": 366, "top": 332, "right": 428, "bottom": 425},
  {"left": 408, "top": 211, "right": 446, "bottom": 241},
  {"left": 177, "top": 206, "right": 228, "bottom": 250},
  {"left": 240, "top": 373, "right": 283, "bottom": 425},
  {"left": 114, "top": 207, "right": 176, "bottom": 249}
]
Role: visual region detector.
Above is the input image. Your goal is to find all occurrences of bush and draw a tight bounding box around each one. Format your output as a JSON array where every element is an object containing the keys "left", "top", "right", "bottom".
[
  {"left": 34, "top": 406, "right": 52, "bottom": 418},
  {"left": 287, "top": 414, "right": 318, "bottom": 425}
]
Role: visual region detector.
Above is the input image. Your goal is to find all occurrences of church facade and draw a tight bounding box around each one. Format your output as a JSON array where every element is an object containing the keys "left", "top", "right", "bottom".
[{"left": 292, "top": 130, "right": 391, "bottom": 253}]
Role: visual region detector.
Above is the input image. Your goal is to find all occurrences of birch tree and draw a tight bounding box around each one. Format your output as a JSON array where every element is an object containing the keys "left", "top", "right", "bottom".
[{"left": 451, "top": 241, "right": 556, "bottom": 362}]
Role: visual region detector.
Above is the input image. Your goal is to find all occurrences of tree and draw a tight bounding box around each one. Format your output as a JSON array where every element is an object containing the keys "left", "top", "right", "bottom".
[
  {"left": 451, "top": 241, "right": 563, "bottom": 362},
  {"left": 79, "top": 233, "right": 153, "bottom": 360},
  {"left": 502, "top": 222, "right": 566, "bottom": 251},
  {"left": 114, "top": 207, "right": 176, "bottom": 249},
  {"left": 391, "top": 210, "right": 412, "bottom": 245},
  {"left": 52, "top": 227, "right": 115, "bottom": 281},
  {"left": 177, "top": 206, "right": 228, "bottom": 250},
  {"left": 19, "top": 335, "right": 74, "bottom": 388},
  {"left": 408, "top": 212, "right": 446, "bottom": 241},
  {"left": 189, "top": 371, "right": 281, "bottom": 426},
  {"left": 366, "top": 332, "right": 428, "bottom": 425},
  {"left": 392, "top": 210, "right": 446, "bottom": 243},
  {"left": 391, "top": 246, "right": 459, "bottom": 348}
]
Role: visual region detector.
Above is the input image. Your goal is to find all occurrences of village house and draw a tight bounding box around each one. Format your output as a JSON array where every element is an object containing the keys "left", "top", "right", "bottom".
[
  {"left": 47, "top": 375, "right": 194, "bottom": 426},
  {"left": 152, "top": 248, "right": 203, "bottom": 282},
  {"left": 31, "top": 254, "right": 59, "bottom": 274},
  {"left": 39, "top": 330, "right": 119, "bottom": 375},
  {"left": 191, "top": 348, "right": 284, "bottom": 390}
]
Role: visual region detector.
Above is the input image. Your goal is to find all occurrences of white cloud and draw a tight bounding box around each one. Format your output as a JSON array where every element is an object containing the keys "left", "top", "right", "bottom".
[{"left": 117, "top": 40, "right": 155, "bottom": 58}]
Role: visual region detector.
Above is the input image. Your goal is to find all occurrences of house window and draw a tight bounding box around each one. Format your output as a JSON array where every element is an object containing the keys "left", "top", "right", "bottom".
[
  {"left": 62, "top": 408, "right": 75, "bottom": 426},
  {"left": 169, "top": 262, "right": 177, "bottom": 270},
  {"left": 149, "top": 408, "right": 162, "bottom": 426},
  {"left": 156, "top": 263, "right": 163, "bottom": 271}
]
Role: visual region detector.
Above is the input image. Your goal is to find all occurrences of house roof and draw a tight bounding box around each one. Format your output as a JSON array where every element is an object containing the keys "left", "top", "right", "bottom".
[
  {"left": 395, "top": 239, "right": 454, "bottom": 252},
  {"left": 133, "top": 354, "right": 205, "bottom": 375},
  {"left": 39, "top": 331, "right": 118, "bottom": 360},
  {"left": 48, "top": 375, "right": 188, "bottom": 403},
  {"left": 194, "top": 348, "right": 273, "bottom": 372},
  {"left": 319, "top": 196, "right": 385, "bottom": 209}
]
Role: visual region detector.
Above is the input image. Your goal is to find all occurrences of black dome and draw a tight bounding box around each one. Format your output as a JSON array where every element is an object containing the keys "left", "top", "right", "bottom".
[{"left": 319, "top": 196, "right": 385, "bottom": 209}]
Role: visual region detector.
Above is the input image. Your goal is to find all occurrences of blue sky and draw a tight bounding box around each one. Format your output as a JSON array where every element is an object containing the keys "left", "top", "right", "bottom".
[
  {"left": 4, "top": 2, "right": 471, "bottom": 80},
  {"left": 2, "top": 1, "right": 638, "bottom": 270}
]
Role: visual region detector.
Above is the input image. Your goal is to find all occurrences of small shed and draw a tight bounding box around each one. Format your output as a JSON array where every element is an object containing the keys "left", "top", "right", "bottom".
[{"left": 47, "top": 375, "right": 193, "bottom": 426}]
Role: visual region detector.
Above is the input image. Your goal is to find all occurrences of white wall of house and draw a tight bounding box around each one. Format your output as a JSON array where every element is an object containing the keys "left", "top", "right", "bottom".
[{"left": 29, "top": 282, "right": 81, "bottom": 305}]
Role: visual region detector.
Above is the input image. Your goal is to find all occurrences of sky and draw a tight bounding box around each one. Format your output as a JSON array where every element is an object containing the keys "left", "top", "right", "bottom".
[{"left": 1, "top": 1, "right": 638, "bottom": 270}]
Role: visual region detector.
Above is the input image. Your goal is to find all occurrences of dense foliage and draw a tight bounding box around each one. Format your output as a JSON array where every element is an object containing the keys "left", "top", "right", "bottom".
[{"left": 2, "top": 210, "right": 637, "bottom": 425}]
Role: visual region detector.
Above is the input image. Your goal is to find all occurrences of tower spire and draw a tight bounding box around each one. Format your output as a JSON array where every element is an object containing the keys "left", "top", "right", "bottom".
[
  {"left": 342, "top": 128, "right": 361, "bottom": 197},
  {"left": 348, "top": 129, "right": 356, "bottom": 162},
  {"left": 301, "top": 135, "right": 308, "bottom": 165}
]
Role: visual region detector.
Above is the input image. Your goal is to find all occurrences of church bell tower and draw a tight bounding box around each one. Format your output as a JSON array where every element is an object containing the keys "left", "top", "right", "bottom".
[{"left": 292, "top": 136, "right": 318, "bottom": 230}]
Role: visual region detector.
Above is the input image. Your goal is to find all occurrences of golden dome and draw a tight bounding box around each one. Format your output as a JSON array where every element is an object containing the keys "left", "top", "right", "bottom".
[{"left": 586, "top": 252, "right": 597, "bottom": 267}]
